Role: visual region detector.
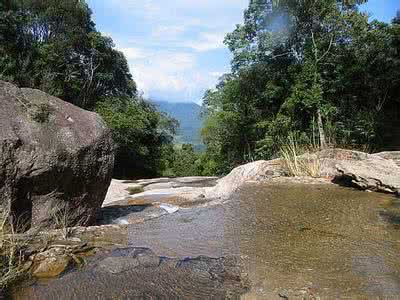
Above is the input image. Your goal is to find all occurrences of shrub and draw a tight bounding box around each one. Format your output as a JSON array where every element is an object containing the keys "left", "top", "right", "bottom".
[{"left": 31, "top": 102, "right": 51, "bottom": 123}]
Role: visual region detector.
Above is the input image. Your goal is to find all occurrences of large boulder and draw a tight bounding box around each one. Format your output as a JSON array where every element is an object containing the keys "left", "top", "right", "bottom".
[
  {"left": 312, "top": 149, "right": 400, "bottom": 193},
  {"left": 335, "top": 155, "right": 400, "bottom": 194},
  {"left": 0, "top": 81, "right": 114, "bottom": 228}
]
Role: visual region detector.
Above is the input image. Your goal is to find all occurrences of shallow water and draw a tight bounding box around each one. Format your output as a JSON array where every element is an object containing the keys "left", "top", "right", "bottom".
[
  {"left": 12, "top": 184, "right": 400, "bottom": 299},
  {"left": 126, "top": 184, "right": 400, "bottom": 298}
]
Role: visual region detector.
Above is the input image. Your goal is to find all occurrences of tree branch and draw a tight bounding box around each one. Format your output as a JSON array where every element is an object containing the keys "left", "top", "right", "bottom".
[{"left": 317, "top": 36, "right": 334, "bottom": 63}]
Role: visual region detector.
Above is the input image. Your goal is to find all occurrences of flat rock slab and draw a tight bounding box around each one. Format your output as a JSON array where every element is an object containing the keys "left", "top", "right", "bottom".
[
  {"left": 104, "top": 177, "right": 218, "bottom": 207},
  {"left": 374, "top": 151, "right": 400, "bottom": 167},
  {"left": 336, "top": 157, "right": 400, "bottom": 194}
]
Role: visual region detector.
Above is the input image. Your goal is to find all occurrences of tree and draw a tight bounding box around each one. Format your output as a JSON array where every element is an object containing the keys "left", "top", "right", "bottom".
[
  {"left": 95, "top": 97, "right": 177, "bottom": 178},
  {"left": 202, "top": 0, "right": 400, "bottom": 174},
  {"left": 0, "top": 0, "right": 176, "bottom": 178},
  {"left": 0, "top": 0, "right": 135, "bottom": 109}
]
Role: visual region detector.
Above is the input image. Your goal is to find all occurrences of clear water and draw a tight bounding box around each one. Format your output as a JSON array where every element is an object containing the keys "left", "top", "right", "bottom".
[{"left": 13, "top": 184, "right": 400, "bottom": 299}]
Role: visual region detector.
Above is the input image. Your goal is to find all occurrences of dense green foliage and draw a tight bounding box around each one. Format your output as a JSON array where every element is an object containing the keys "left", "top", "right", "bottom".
[
  {"left": 161, "top": 143, "right": 218, "bottom": 177},
  {"left": 0, "top": 0, "right": 176, "bottom": 178},
  {"left": 2, "top": 0, "right": 399, "bottom": 179},
  {"left": 202, "top": 0, "right": 400, "bottom": 174},
  {"left": 96, "top": 98, "right": 178, "bottom": 178},
  {"left": 162, "top": 144, "right": 200, "bottom": 177}
]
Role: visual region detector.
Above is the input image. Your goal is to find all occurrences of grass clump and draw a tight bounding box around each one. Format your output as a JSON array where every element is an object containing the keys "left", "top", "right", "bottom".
[
  {"left": 31, "top": 102, "right": 51, "bottom": 123},
  {"left": 50, "top": 204, "right": 91, "bottom": 240},
  {"left": 0, "top": 208, "right": 29, "bottom": 290},
  {"left": 126, "top": 186, "right": 144, "bottom": 195},
  {"left": 280, "top": 134, "right": 323, "bottom": 178}
]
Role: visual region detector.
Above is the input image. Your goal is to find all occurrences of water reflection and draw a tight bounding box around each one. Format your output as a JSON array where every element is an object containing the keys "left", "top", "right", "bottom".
[{"left": 13, "top": 184, "right": 400, "bottom": 299}]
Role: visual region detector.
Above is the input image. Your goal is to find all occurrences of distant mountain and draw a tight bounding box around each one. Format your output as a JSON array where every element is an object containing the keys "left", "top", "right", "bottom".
[{"left": 152, "top": 100, "right": 204, "bottom": 150}]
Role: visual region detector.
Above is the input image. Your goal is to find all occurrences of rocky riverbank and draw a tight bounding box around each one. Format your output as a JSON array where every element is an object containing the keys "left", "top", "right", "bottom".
[{"left": 4, "top": 148, "right": 400, "bottom": 298}]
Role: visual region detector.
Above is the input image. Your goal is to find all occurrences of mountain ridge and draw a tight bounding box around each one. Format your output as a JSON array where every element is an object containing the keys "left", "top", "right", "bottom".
[{"left": 151, "top": 100, "right": 204, "bottom": 148}]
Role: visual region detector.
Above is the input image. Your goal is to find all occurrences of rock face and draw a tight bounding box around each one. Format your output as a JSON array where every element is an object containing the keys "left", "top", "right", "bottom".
[
  {"left": 313, "top": 149, "right": 400, "bottom": 194},
  {"left": 0, "top": 81, "right": 114, "bottom": 228},
  {"left": 208, "top": 159, "right": 284, "bottom": 198},
  {"left": 336, "top": 156, "right": 400, "bottom": 194},
  {"left": 374, "top": 151, "right": 400, "bottom": 167},
  {"left": 208, "top": 149, "right": 400, "bottom": 198}
]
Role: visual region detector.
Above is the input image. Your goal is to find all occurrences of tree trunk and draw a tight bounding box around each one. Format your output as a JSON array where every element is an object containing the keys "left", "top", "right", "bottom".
[{"left": 317, "top": 108, "right": 327, "bottom": 149}]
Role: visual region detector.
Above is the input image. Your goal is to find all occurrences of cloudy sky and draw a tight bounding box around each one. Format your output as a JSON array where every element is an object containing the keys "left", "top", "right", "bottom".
[{"left": 87, "top": 0, "right": 399, "bottom": 104}]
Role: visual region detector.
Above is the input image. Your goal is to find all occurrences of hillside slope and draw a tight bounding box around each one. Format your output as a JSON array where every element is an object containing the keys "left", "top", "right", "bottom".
[{"left": 152, "top": 100, "right": 204, "bottom": 148}]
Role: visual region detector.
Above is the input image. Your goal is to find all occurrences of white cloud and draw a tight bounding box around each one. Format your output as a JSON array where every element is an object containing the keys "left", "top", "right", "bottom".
[
  {"left": 152, "top": 25, "right": 186, "bottom": 41},
  {"left": 123, "top": 49, "right": 199, "bottom": 99},
  {"left": 89, "top": 0, "right": 248, "bottom": 102},
  {"left": 185, "top": 32, "right": 226, "bottom": 52},
  {"left": 210, "top": 71, "right": 224, "bottom": 78},
  {"left": 119, "top": 47, "right": 147, "bottom": 60}
]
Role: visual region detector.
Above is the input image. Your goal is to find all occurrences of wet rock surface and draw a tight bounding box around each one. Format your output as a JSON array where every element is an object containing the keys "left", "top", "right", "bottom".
[
  {"left": 27, "top": 242, "right": 94, "bottom": 279},
  {"left": 14, "top": 248, "right": 250, "bottom": 299},
  {"left": 104, "top": 176, "right": 218, "bottom": 207},
  {"left": 100, "top": 176, "right": 218, "bottom": 225},
  {"left": 0, "top": 81, "right": 114, "bottom": 228},
  {"left": 9, "top": 150, "right": 400, "bottom": 299},
  {"left": 11, "top": 183, "right": 400, "bottom": 299},
  {"left": 31, "top": 255, "right": 71, "bottom": 279}
]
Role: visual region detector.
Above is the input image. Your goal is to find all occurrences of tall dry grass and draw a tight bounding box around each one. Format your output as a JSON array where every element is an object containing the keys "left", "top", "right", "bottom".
[
  {"left": 0, "top": 203, "right": 90, "bottom": 290},
  {"left": 51, "top": 204, "right": 91, "bottom": 240},
  {"left": 280, "top": 134, "right": 323, "bottom": 178},
  {"left": 0, "top": 207, "right": 28, "bottom": 289}
]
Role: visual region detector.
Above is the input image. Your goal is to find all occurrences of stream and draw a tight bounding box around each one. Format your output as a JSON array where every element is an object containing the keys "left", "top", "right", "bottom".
[{"left": 12, "top": 183, "right": 400, "bottom": 299}]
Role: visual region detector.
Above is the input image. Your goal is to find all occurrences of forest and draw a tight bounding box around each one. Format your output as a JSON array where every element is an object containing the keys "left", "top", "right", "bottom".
[
  {"left": 200, "top": 0, "right": 400, "bottom": 175},
  {"left": 1, "top": 0, "right": 399, "bottom": 178},
  {"left": 0, "top": 0, "right": 177, "bottom": 178}
]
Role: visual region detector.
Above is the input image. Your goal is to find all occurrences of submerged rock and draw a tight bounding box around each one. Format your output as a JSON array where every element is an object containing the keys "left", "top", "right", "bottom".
[
  {"left": 0, "top": 81, "right": 114, "bottom": 228},
  {"left": 32, "top": 255, "right": 71, "bottom": 279},
  {"left": 15, "top": 247, "right": 250, "bottom": 299},
  {"left": 96, "top": 248, "right": 160, "bottom": 274}
]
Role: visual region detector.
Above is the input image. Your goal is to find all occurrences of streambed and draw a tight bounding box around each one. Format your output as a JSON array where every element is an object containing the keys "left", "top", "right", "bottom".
[{"left": 13, "top": 184, "right": 400, "bottom": 299}]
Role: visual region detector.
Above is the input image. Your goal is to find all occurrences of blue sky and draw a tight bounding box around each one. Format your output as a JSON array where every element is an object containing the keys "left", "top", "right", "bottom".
[{"left": 87, "top": 0, "right": 399, "bottom": 104}]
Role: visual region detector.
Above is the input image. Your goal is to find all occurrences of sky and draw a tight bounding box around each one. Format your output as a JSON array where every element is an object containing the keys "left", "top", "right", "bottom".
[{"left": 87, "top": 0, "right": 400, "bottom": 104}]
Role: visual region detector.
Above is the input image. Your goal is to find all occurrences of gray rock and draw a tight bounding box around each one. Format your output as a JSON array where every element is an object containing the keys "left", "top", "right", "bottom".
[
  {"left": 96, "top": 248, "right": 160, "bottom": 274},
  {"left": 293, "top": 148, "right": 400, "bottom": 194},
  {"left": 336, "top": 157, "right": 400, "bottom": 194},
  {"left": 207, "top": 159, "right": 284, "bottom": 198},
  {"left": 207, "top": 148, "right": 400, "bottom": 198},
  {"left": 0, "top": 81, "right": 114, "bottom": 228},
  {"left": 143, "top": 182, "right": 178, "bottom": 191},
  {"left": 374, "top": 151, "right": 400, "bottom": 167}
]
